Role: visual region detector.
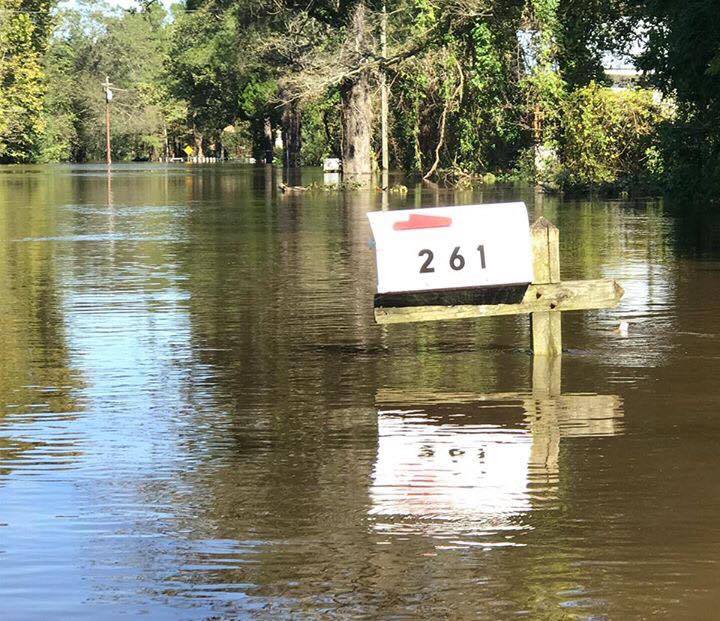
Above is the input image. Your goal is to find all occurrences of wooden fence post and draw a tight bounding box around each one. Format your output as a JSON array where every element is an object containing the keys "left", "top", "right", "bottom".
[{"left": 531, "top": 217, "right": 562, "bottom": 356}]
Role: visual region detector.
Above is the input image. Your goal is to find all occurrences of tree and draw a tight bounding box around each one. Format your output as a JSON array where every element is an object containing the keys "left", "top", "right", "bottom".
[
  {"left": 42, "top": 0, "right": 185, "bottom": 162},
  {"left": 555, "top": 0, "right": 627, "bottom": 88},
  {"left": 0, "top": 0, "right": 55, "bottom": 163},
  {"left": 169, "top": 3, "right": 244, "bottom": 158},
  {"left": 256, "top": 0, "right": 503, "bottom": 178},
  {"left": 632, "top": 0, "right": 720, "bottom": 193}
]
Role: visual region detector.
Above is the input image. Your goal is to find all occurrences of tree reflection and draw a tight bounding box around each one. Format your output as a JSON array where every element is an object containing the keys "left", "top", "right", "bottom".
[{"left": 0, "top": 168, "right": 84, "bottom": 477}]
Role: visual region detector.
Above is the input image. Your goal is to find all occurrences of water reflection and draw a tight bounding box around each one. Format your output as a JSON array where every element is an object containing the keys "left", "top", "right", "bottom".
[
  {"left": 0, "top": 174, "right": 84, "bottom": 479},
  {"left": 372, "top": 406, "right": 535, "bottom": 540},
  {"left": 371, "top": 358, "right": 623, "bottom": 544}
]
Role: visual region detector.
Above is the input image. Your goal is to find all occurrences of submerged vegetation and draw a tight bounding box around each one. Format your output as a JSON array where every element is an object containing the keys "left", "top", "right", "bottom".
[{"left": 1, "top": 0, "right": 719, "bottom": 194}]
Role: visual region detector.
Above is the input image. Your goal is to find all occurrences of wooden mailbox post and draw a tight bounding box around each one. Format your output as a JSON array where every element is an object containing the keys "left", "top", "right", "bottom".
[{"left": 370, "top": 208, "right": 624, "bottom": 355}]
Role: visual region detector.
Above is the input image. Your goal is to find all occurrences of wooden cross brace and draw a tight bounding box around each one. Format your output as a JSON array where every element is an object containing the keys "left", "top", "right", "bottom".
[{"left": 374, "top": 217, "right": 624, "bottom": 356}]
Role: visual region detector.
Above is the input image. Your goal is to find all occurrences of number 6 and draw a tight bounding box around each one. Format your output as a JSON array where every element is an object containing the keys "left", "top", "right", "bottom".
[{"left": 450, "top": 246, "right": 465, "bottom": 271}]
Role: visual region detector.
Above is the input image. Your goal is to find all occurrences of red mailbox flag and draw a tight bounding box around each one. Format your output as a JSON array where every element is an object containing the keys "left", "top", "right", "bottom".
[{"left": 393, "top": 213, "right": 452, "bottom": 231}]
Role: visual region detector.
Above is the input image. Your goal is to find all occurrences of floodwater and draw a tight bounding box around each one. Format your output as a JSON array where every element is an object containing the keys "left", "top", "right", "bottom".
[{"left": 0, "top": 163, "right": 719, "bottom": 620}]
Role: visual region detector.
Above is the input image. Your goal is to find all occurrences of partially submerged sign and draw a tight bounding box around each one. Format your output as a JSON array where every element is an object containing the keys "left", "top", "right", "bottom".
[
  {"left": 323, "top": 157, "right": 342, "bottom": 172},
  {"left": 367, "top": 203, "right": 534, "bottom": 307}
]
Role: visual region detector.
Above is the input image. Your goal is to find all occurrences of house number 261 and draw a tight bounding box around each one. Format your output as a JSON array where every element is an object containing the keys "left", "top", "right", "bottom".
[{"left": 418, "top": 245, "right": 486, "bottom": 274}]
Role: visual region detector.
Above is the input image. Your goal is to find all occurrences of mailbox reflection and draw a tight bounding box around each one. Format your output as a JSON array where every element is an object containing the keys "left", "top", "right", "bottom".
[
  {"left": 371, "top": 408, "right": 534, "bottom": 525},
  {"left": 370, "top": 381, "right": 623, "bottom": 540}
]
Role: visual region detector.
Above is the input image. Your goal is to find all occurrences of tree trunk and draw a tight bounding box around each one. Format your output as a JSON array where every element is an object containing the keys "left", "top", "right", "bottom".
[
  {"left": 281, "top": 99, "right": 301, "bottom": 167},
  {"left": 163, "top": 122, "right": 169, "bottom": 162},
  {"left": 341, "top": 3, "right": 373, "bottom": 179},
  {"left": 341, "top": 72, "right": 373, "bottom": 177},
  {"left": 193, "top": 124, "right": 204, "bottom": 159},
  {"left": 263, "top": 117, "right": 274, "bottom": 164},
  {"left": 380, "top": 1, "right": 389, "bottom": 173}
]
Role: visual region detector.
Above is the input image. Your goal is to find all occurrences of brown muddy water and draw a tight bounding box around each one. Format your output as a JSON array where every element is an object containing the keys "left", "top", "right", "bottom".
[{"left": 0, "top": 163, "right": 719, "bottom": 620}]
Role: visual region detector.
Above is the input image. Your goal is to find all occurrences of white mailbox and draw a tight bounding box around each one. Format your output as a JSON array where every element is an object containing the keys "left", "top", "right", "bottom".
[{"left": 367, "top": 202, "right": 533, "bottom": 299}]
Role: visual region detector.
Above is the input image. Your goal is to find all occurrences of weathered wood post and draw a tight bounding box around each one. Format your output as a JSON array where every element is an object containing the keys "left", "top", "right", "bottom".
[
  {"left": 530, "top": 217, "right": 562, "bottom": 356},
  {"left": 532, "top": 352, "right": 561, "bottom": 398}
]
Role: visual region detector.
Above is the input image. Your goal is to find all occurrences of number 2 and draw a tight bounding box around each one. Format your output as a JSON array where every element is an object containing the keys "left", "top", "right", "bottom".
[{"left": 418, "top": 249, "right": 434, "bottom": 273}]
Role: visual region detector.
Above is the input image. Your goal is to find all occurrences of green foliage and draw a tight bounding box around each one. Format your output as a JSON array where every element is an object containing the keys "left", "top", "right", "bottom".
[
  {"left": 238, "top": 77, "right": 280, "bottom": 161},
  {"left": 1, "top": 0, "right": 717, "bottom": 199},
  {"left": 0, "top": 0, "right": 54, "bottom": 163},
  {"left": 219, "top": 121, "right": 253, "bottom": 159},
  {"left": 452, "top": 19, "right": 524, "bottom": 172},
  {"left": 390, "top": 58, "right": 429, "bottom": 173},
  {"left": 300, "top": 93, "right": 340, "bottom": 166},
  {"left": 654, "top": 106, "right": 720, "bottom": 196},
  {"left": 556, "top": 84, "right": 665, "bottom": 189},
  {"left": 389, "top": 8, "right": 526, "bottom": 176},
  {"left": 169, "top": 4, "right": 242, "bottom": 149},
  {"left": 41, "top": 1, "right": 183, "bottom": 162},
  {"left": 635, "top": 0, "right": 720, "bottom": 195},
  {"left": 555, "top": 0, "right": 618, "bottom": 87}
]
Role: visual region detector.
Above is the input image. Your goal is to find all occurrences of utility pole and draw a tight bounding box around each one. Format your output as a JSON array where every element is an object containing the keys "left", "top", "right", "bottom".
[
  {"left": 103, "top": 76, "right": 113, "bottom": 165},
  {"left": 380, "top": 2, "right": 389, "bottom": 175}
]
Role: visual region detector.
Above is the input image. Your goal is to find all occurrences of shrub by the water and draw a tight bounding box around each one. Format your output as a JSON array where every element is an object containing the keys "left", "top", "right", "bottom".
[
  {"left": 655, "top": 105, "right": 720, "bottom": 198},
  {"left": 555, "top": 83, "right": 666, "bottom": 190}
]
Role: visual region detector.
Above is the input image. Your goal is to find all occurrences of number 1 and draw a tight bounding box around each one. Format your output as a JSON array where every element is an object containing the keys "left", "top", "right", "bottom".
[{"left": 477, "top": 245, "right": 486, "bottom": 269}]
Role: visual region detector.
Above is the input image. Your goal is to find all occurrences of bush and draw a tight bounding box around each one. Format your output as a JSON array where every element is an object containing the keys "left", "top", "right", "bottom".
[
  {"left": 555, "top": 83, "right": 666, "bottom": 189},
  {"left": 222, "top": 121, "right": 253, "bottom": 160},
  {"left": 300, "top": 94, "right": 340, "bottom": 166},
  {"left": 655, "top": 104, "right": 720, "bottom": 197}
]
